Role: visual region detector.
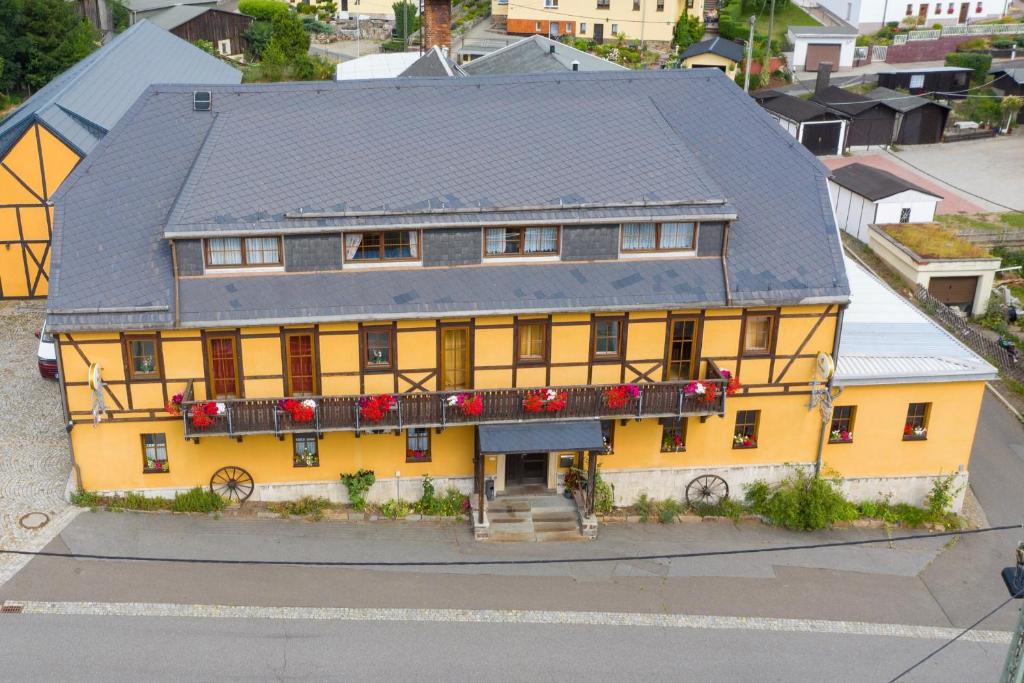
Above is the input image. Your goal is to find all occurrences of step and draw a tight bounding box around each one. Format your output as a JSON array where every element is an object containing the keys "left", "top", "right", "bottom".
[
  {"left": 533, "top": 521, "right": 580, "bottom": 534},
  {"left": 531, "top": 510, "right": 577, "bottom": 522},
  {"left": 535, "top": 530, "right": 588, "bottom": 542},
  {"left": 489, "top": 529, "right": 537, "bottom": 542},
  {"left": 490, "top": 514, "right": 531, "bottom": 524},
  {"left": 490, "top": 501, "right": 530, "bottom": 512}
]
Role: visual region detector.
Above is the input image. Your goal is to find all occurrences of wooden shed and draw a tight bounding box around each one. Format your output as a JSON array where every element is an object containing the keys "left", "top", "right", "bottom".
[
  {"left": 811, "top": 86, "right": 896, "bottom": 149},
  {"left": 876, "top": 67, "right": 972, "bottom": 99},
  {"left": 149, "top": 7, "right": 253, "bottom": 57}
]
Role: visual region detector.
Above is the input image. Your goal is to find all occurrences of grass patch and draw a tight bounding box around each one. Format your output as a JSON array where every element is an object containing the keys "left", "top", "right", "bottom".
[
  {"left": 269, "top": 496, "right": 332, "bottom": 520},
  {"left": 756, "top": 3, "right": 820, "bottom": 45},
  {"left": 881, "top": 223, "right": 988, "bottom": 259},
  {"left": 172, "top": 487, "right": 227, "bottom": 513},
  {"left": 936, "top": 212, "right": 1024, "bottom": 233},
  {"left": 70, "top": 486, "right": 226, "bottom": 513}
]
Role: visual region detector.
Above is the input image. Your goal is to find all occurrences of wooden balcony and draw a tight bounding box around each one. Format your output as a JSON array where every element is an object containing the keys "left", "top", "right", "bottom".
[{"left": 179, "top": 362, "right": 728, "bottom": 440}]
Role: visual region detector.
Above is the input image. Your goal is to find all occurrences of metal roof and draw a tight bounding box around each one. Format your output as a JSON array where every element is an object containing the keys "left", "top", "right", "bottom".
[
  {"left": 478, "top": 420, "right": 605, "bottom": 453},
  {"left": 879, "top": 66, "right": 972, "bottom": 74},
  {"left": 46, "top": 70, "right": 849, "bottom": 331},
  {"left": 461, "top": 35, "right": 625, "bottom": 75},
  {"left": 991, "top": 59, "right": 1024, "bottom": 85},
  {"left": 0, "top": 20, "right": 241, "bottom": 158},
  {"left": 760, "top": 93, "right": 847, "bottom": 123},
  {"left": 829, "top": 163, "right": 942, "bottom": 201},
  {"left": 336, "top": 52, "right": 421, "bottom": 80},
  {"left": 834, "top": 259, "right": 995, "bottom": 385},
  {"left": 863, "top": 87, "right": 951, "bottom": 113}
]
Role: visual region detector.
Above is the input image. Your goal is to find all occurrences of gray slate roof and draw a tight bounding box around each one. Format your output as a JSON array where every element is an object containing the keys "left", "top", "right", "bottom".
[
  {"left": 47, "top": 70, "right": 849, "bottom": 331},
  {"left": 864, "top": 87, "right": 950, "bottom": 113},
  {"left": 398, "top": 46, "right": 466, "bottom": 77},
  {"left": 461, "top": 35, "right": 625, "bottom": 76},
  {"left": 680, "top": 37, "right": 744, "bottom": 63},
  {"left": 124, "top": 0, "right": 216, "bottom": 12},
  {"left": 478, "top": 421, "right": 605, "bottom": 453},
  {"left": 0, "top": 20, "right": 241, "bottom": 158},
  {"left": 829, "top": 163, "right": 942, "bottom": 201}
]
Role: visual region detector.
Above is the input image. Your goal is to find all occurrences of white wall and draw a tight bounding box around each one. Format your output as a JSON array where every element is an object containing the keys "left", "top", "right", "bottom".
[
  {"left": 770, "top": 114, "right": 800, "bottom": 138},
  {"left": 830, "top": 182, "right": 876, "bottom": 241},
  {"left": 790, "top": 35, "right": 856, "bottom": 70},
  {"left": 874, "top": 190, "right": 939, "bottom": 224},
  {"left": 821, "top": 0, "right": 1000, "bottom": 31}
]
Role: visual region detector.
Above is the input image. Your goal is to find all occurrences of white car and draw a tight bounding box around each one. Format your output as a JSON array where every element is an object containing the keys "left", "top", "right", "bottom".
[{"left": 36, "top": 322, "right": 57, "bottom": 379}]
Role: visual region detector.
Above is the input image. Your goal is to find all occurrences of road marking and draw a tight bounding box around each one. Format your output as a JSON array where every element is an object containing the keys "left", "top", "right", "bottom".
[{"left": 0, "top": 601, "right": 1012, "bottom": 644}]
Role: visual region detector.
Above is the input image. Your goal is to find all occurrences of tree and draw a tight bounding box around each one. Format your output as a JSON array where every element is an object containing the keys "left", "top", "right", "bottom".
[
  {"left": 238, "top": 0, "right": 291, "bottom": 21},
  {"left": 0, "top": 0, "right": 97, "bottom": 93},
  {"left": 243, "top": 20, "right": 274, "bottom": 59},
  {"left": 266, "top": 11, "right": 310, "bottom": 61},
  {"left": 1002, "top": 95, "right": 1023, "bottom": 132},
  {"left": 109, "top": 0, "right": 130, "bottom": 32},
  {"left": 672, "top": 14, "right": 703, "bottom": 51},
  {"left": 392, "top": 1, "right": 419, "bottom": 42}
]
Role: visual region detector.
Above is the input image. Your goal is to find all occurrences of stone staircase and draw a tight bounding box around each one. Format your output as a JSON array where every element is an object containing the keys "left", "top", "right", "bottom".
[{"left": 486, "top": 495, "right": 587, "bottom": 542}]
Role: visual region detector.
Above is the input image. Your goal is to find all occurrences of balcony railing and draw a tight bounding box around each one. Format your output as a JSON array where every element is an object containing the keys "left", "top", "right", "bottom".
[{"left": 179, "top": 361, "right": 728, "bottom": 440}]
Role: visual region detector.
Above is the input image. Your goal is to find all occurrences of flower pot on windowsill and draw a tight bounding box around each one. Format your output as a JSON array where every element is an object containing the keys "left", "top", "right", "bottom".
[{"left": 902, "top": 434, "right": 928, "bottom": 441}]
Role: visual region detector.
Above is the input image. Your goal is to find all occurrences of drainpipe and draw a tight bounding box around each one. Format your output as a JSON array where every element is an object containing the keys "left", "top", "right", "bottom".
[
  {"left": 169, "top": 239, "right": 181, "bottom": 328},
  {"left": 814, "top": 303, "right": 847, "bottom": 477},
  {"left": 54, "top": 335, "right": 83, "bottom": 492}
]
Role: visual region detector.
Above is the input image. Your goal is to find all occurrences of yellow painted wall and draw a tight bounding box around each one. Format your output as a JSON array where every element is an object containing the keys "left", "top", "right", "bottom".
[
  {"left": 0, "top": 123, "right": 80, "bottom": 299},
  {"left": 503, "top": 0, "right": 699, "bottom": 43},
  {"left": 681, "top": 53, "right": 738, "bottom": 79}
]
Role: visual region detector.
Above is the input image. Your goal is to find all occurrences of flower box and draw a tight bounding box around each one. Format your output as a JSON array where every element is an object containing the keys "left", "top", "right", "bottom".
[
  {"left": 189, "top": 401, "right": 224, "bottom": 430},
  {"left": 733, "top": 433, "right": 757, "bottom": 449},
  {"left": 359, "top": 394, "right": 396, "bottom": 423},
  {"left": 523, "top": 388, "right": 568, "bottom": 414},
  {"left": 447, "top": 393, "right": 484, "bottom": 417},
  {"left": 603, "top": 384, "right": 640, "bottom": 409},
  {"left": 903, "top": 424, "right": 927, "bottom": 441},
  {"left": 279, "top": 398, "right": 317, "bottom": 424},
  {"left": 829, "top": 429, "right": 853, "bottom": 444},
  {"left": 685, "top": 381, "right": 719, "bottom": 404}
]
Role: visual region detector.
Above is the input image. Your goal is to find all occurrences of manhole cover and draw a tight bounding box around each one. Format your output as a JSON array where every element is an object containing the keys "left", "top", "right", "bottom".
[{"left": 18, "top": 512, "right": 49, "bottom": 530}]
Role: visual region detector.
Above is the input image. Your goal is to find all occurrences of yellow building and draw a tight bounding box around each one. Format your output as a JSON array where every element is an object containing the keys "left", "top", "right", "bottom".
[
  {"left": 493, "top": 0, "right": 703, "bottom": 46},
  {"left": 0, "top": 20, "right": 240, "bottom": 299},
  {"left": 679, "top": 36, "right": 744, "bottom": 80},
  {"left": 45, "top": 71, "right": 992, "bottom": 536}
]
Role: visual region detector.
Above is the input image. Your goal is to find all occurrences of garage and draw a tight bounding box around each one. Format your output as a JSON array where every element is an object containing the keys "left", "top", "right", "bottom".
[
  {"left": 929, "top": 276, "right": 978, "bottom": 313},
  {"left": 800, "top": 120, "right": 844, "bottom": 156},
  {"left": 805, "top": 44, "right": 841, "bottom": 72}
]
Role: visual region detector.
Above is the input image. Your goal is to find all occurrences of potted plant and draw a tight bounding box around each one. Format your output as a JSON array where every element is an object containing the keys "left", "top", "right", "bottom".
[
  {"left": 279, "top": 398, "right": 316, "bottom": 424},
  {"left": 603, "top": 383, "right": 640, "bottom": 409},
  {"left": 359, "top": 394, "right": 396, "bottom": 423},
  {"left": 830, "top": 429, "right": 853, "bottom": 443},
  {"left": 523, "top": 388, "right": 568, "bottom": 414},
  {"left": 447, "top": 393, "right": 484, "bottom": 417}
]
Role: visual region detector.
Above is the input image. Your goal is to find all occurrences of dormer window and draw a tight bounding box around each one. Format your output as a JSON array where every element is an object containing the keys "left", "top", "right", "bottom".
[
  {"left": 621, "top": 222, "right": 696, "bottom": 252},
  {"left": 345, "top": 231, "right": 420, "bottom": 262},
  {"left": 484, "top": 227, "right": 559, "bottom": 257},
  {"left": 205, "top": 237, "right": 282, "bottom": 268}
]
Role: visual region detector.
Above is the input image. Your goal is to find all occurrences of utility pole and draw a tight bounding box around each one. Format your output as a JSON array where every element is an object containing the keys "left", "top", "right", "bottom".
[
  {"left": 764, "top": 0, "right": 776, "bottom": 80},
  {"left": 743, "top": 15, "right": 755, "bottom": 92}
]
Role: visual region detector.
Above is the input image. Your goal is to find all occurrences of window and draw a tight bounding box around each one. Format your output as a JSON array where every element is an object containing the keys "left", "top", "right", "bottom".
[
  {"left": 686, "top": 0, "right": 693, "bottom": 7},
  {"left": 734, "top": 410, "right": 759, "bottom": 448},
  {"left": 344, "top": 231, "right": 419, "bottom": 262},
  {"left": 904, "top": 403, "right": 930, "bottom": 440},
  {"left": 293, "top": 433, "right": 319, "bottom": 467},
  {"left": 536, "top": 21, "right": 542, "bottom": 30},
  {"left": 660, "top": 417, "right": 687, "bottom": 452},
  {"left": 633, "top": 0, "right": 639, "bottom": 10},
  {"left": 407, "top": 428, "right": 431, "bottom": 462},
  {"left": 205, "top": 237, "right": 282, "bottom": 267},
  {"left": 484, "top": 227, "right": 559, "bottom": 257},
  {"left": 517, "top": 319, "right": 548, "bottom": 364},
  {"left": 657, "top": 0, "right": 664, "bottom": 9},
  {"left": 217, "top": 39, "right": 231, "bottom": 55},
  {"left": 611, "top": 23, "right": 619, "bottom": 33},
  {"left": 126, "top": 335, "right": 160, "bottom": 379},
  {"left": 601, "top": 419, "right": 615, "bottom": 453},
  {"left": 947, "top": 2, "right": 954, "bottom": 12},
  {"left": 829, "top": 406, "right": 855, "bottom": 443},
  {"left": 597, "top": 0, "right": 609, "bottom": 8},
  {"left": 909, "top": 73, "right": 925, "bottom": 89},
  {"left": 592, "top": 317, "right": 624, "bottom": 360},
  {"left": 620, "top": 222, "right": 696, "bottom": 252},
  {"left": 362, "top": 326, "right": 394, "bottom": 372},
  {"left": 142, "top": 434, "right": 168, "bottom": 473},
  {"left": 743, "top": 312, "right": 774, "bottom": 355},
  {"left": 207, "top": 334, "right": 240, "bottom": 398},
  {"left": 545, "top": 0, "right": 558, "bottom": 7},
  {"left": 666, "top": 317, "right": 698, "bottom": 380},
  {"left": 580, "top": 22, "right": 587, "bottom": 32},
  {"left": 975, "top": 1, "right": 982, "bottom": 11},
  {"left": 899, "top": 207, "right": 912, "bottom": 223},
  {"left": 441, "top": 325, "right": 471, "bottom": 390},
  {"left": 906, "top": 3, "right": 913, "bottom": 13},
  {"left": 934, "top": 2, "right": 941, "bottom": 11},
  {"left": 285, "top": 332, "right": 316, "bottom": 395}
]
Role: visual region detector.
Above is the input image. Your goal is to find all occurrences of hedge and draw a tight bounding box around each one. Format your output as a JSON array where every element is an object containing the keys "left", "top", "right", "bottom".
[{"left": 945, "top": 51, "right": 992, "bottom": 85}]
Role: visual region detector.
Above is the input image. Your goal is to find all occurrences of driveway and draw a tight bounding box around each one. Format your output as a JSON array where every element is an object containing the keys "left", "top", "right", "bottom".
[{"left": 0, "top": 302, "right": 78, "bottom": 586}]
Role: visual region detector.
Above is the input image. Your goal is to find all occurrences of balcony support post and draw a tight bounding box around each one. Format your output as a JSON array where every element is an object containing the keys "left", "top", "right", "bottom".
[
  {"left": 226, "top": 405, "right": 233, "bottom": 436},
  {"left": 635, "top": 388, "right": 644, "bottom": 422},
  {"left": 586, "top": 449, "right": 597, "bottom": 517},
  {"left": 474, "top": 428, "right": 485, "bottom": 525}
]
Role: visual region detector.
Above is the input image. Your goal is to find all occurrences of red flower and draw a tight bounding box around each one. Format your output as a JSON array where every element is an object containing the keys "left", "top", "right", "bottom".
[
  {"left": 702, "top": 383, "right": 719, "bottom": 404},
  {"left": 203, "top": 401, "right": 219, "bottom": 416},
  {"left": 603, "top": 385, "right": 637, "bottom": 409},
  {"left": 359, "top": 394, "right": 395, "bottom": 423},
  {"left": 190, "top": 405, "right": 213, "bottom": 430},
  {"left": 545, "top": 391, "right": 568, "bottom": 412},
  {"left": 165, "top": 402, "right": 181, "bottom": 417},
  {"left": 904, "top": 423, "right": 913, "bottom": 436},
  {"left": 458, "top": 394, "right": 484, "bottom": 417},
  {"left": 523, "top": 391, "right": 545, "bottom": 413},
  {"left": 726, "top": 376, "right": 742, "bottom": 396}
]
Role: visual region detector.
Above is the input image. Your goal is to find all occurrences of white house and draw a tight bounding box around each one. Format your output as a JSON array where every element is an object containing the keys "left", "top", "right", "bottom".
[
  {"left": 829, "top": 162, "right": 942, "bottom": 242},
  {"left": 788, "top": 25, "right": 858, "bottom": 71},
  {"left": 810, "top": 0, "right": 1000, "bottom": 33}
]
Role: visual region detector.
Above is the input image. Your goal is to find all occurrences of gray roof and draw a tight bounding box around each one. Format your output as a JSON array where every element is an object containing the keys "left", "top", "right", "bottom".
[
  {"left": 462, "top": 35, "right": 625, "bottom": 76},
  {"left": 759, "top": 92, "right": 845, "bottom": 123},
  {"left": 787, "top": 25, "right": 858, "bottom": 37},
  {"left": 148, "top": 5, "right": 227, "bottom": 29},
  {"left": 863, "top": 87, "right": 950, "bottom": 113},
  {"left": 829, "top": 163, "right": 942, "bottom": 201},
  {"left": 680, "top": 37, "right": 745, "bottom": 63},
  {"left": 879, "top": 66, "right": 972, "bottom": 74},
  {"left": 0, "top": 20, "right": 241, "bottom": 158},
  {"left": 835, "top": 259, "right": 995, "bottom": 385},
  {"left": 478, "top": 421, "right": 605, "bottom": 453},
  {"left": 124, "top": 0, "right": 215, "bottom": 12},
  {"left": 991, "top": 59, "right": 1024, "bottom": 85},
  {"left": 47, "top": 70, "right": 849, "bottom": 331},
  {"left": 398, "top": 46, "right": 466, "bottom": 77}
]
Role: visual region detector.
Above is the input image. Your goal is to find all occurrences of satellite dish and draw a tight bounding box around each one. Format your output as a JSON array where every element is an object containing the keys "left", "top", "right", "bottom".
[{"left": 816, "top": 352, "right": 834, "bottom": 381}]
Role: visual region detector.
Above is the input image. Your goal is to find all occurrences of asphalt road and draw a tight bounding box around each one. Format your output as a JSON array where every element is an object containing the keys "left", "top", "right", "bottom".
[{"left": 0, "top": 614, "right": 1006, "bottom": 682}]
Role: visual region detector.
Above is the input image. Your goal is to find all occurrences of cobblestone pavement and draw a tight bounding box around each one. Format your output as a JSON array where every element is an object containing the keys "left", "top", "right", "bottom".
[{"left": 0, "top": 301, "right": 79, "bottom": 586}]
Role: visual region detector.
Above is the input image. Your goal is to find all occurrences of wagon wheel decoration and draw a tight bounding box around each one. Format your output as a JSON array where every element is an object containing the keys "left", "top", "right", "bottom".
[
  {"left": 210, "top": 466, "right": 254, "bottom": 503},
  {"left": 685, "top": 474, "right": 729, "bottom": 508}
]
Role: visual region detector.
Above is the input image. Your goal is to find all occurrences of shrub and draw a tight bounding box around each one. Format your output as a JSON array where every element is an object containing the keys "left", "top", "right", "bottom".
[
  {"left": 633, "top": 492, "right": 654, "bottom": 522},
  {"left": 744, "top": 469, "right": 857, "bottom": 531},
  {"left": 341, "top": 469, "right": 376, "bottom": 510},
  {"left": 239, "top": 0, "right": 291, "bottom": 21},
  {"left": 270, "top": 496, "right": 331, "bottom": 519},
  {"left": 658, "top": 498, "right": 684, "bottom": 523},
  {"left": 380, "top": 38, "right": 409, "bottom": 52},
  {"left": 955, "top": 37, "right": 989, "bottom": 53},
  {"left": 172, "top": 487, "right": 227, "bottom": 513},
  {"left": 413, "top": 476, "right": 469, "bottom": 516},
  {"left": 672, "top": 14, "right": 704, "bottom": 50},
  {"left": 380, "top": 499, "right": 412, "bottom": 518},
  {"left": 992, "top": 38, "right": 1015, "bottom": 49},
  {"left": 946, "top": 50, "right": 992, "bottom": 84},
  {"left": 691, "top": 497, "right": 747, "bottom": 521},
  {"left": 593, "top": 471, "right": 614, "bottom": 515},
  {"left": 925, "top": 473, "right": 961, "bottom": 518},
  {"left": 71, "top": 489, "right": 101, "bottom": 508}
]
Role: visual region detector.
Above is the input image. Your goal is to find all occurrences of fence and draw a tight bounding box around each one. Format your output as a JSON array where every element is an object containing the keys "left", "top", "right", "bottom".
[
  {"left": 954, "top": 228, "right": 1024, "bottom": 248},
  {"left": 893, "top": 22, "right": 1024, "bottom": 44},
  {"left": 943, "top": 128, "right": 999, "bottom": 143},
  {"left": 913, "top": 285, "right": 1024, "bottom": 382},
  {"left": 871, "top": 45, "right": 889, "bottom": 60}
]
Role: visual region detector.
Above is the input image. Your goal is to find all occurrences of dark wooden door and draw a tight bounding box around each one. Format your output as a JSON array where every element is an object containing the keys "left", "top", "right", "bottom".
[
  {"left": 800, "top": 121, "right": 843, "bottom": 155},
  {"left": 505, "top": 453, "right": 548, "bottom": 486},
  {"left": 593, "top": 23, "right": 604, "bottom": 44},
  {"left": 929, "top": 276, "right": 978, "bottom": 313},
  {"left": 958, "top": 2, "right": 968, "bottom": 22}
]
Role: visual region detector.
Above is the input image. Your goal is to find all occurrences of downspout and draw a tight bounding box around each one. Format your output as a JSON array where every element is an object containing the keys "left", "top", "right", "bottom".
[
  {"left": 814, "top": 303, "right": 847, "bottom": 477},
  {"left": 54, "top": 335, "right": 83, "bottom": 492},
  {"left": 720, "top": 222, "right": 732, "bottom": 307},
  {"left": 170, "top": 239, "right": 181, "bottom": 328}
]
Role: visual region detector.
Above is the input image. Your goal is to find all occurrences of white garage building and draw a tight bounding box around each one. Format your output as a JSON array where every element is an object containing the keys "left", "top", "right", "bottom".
[
  {"left": 829, "top": 162, "right": 942, "bottom": 242},
  {"left": 788, "top": 25, "right": 858, "bottom": 72}
]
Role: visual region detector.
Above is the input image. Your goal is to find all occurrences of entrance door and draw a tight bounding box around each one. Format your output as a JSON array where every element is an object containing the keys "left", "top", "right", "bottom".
[
  {"left": 505, "top": 453, "right": 548, "bottom": 487},
  {"left": 441, "top": 326, "right": 471, "bottom": 390},
  {"left": 958, "top": 2, "right": 968, "bottom": 22},
  {"left": 593, "top": 23, "right": 604, "bottom": 44},
  {"left": 207, "top": 335, "right": 240, "bottom": 398}
]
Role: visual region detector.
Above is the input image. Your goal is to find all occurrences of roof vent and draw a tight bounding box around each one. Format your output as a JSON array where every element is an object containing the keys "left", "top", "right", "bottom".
[
  {"left": 550, "top": 44, "right": 556, "bottom": 54},
  {"left": 193, "top": 91, "right": 212, "bottom": 112},
  {"left": 571, "top": 60, "right": 579, "bottom": 71}
]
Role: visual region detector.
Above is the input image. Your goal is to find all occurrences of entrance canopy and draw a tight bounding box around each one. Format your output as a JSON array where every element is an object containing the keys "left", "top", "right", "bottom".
[{"left": 478, "top": 421, "right": 605, "bottom": 454}]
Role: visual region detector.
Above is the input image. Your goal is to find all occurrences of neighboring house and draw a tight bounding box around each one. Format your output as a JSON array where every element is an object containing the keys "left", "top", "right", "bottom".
[
  {"left": 460, "top": 35, "right": 625, "bottom": 75},
  {"left": 148, "top": 6, "right": 254, "bottom": 57},
  {"left": 812, "top": 0, "right": 998, "bottom": 33},
  {"left": 877, "top": 66, "right": 972, "bottom": 98},
  {"left": 0, "top": 20, "right": 241, "bottom": 300},
  {"left": 336, "top": 52, "right": 422, "bottom": 79},
  {"left": 492, "top": 0, "right": 705, "bottom": 46},
  {"left": 757, "top": 93, "right": 849, "bottom": 155},
  {"left": 788, "top": 25, "right": 858, "bottom": 72},
  {"left": 811, "top": 85, "right": 896, "bottom": 148},
  {"left": 865, "top": 87, "right": 951, "bottom": 145},
  {"left": 829, "top": 162, "right": 942, "bottom": 242},
  {"left": 679, "top": 37, "right": 743, "bottom": 79},
  {"left": 123, "top": 0, "right": 217, "bottom": 23},
  {"left": 45, "top": 70, "right": 989, "bottom": 522},
  {"left": 398, "top": 46, "right": 467, "bottom": 77}
]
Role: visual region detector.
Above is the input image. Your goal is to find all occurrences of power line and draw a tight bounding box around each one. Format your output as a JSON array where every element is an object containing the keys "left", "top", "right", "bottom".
[
  {"left": 0, "top": 523, "right": 1018, "bottom": 567},
  {"left": 887, "top": 587, "right": 1024, "bottom": 682},
  {"left": 788, "top": 74, "right": 1007, "bottom": 103}
]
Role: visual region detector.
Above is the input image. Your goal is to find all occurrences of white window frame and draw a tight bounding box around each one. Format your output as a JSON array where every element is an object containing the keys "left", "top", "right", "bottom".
[{"left": 217, "top": 39, "right": 232, "bottom": 55}]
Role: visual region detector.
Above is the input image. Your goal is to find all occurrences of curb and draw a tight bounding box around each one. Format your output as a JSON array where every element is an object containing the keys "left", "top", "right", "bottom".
[{"left": 985, "top": 382, "right": 1024, "bottom": 422}]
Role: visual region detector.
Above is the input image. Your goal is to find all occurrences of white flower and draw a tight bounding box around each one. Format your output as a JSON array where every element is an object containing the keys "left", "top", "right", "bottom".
[
  {"left": 215, "top": 402, "right": 226, "bottom": 415},
  {"left": 693, "top": 382, "right": 706, "bottom": 395},
  {"left": 545, "top": 389, "right": 557, "bottom": 401},
  {"left": 446, "top": 395, "right": 459, "bottom": 406},
  {"left": 301, "top": 399, "right": 317, "bottom": 409}
]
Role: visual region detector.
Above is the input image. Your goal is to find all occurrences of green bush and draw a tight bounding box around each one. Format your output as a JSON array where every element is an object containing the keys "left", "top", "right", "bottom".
[
  {"left": 691, "top": 497, "right": 747, "bottom": 521},
  {"left": 413, "top": 476, "right": 469, "bottom": 516},
  {"left": 633, "top": 492, "right": 654, "bottom": 522},
  {"left": 992, "top": 38, "right": 1015, "bottom": 49},
  {"left": 946, "top": 50, "right": 992, "bottom": 84},
  {"left": 172, "top": 487, "right": 227, "bottom": 513},
  {"left": 745, "top": 469, "right": 857, "bottom": 531},
  {"left": 239, "top": 0, "right": 291, "bottom": 20},
  {"left": 380, "top": 499, "right": 411, "bottom": 518},
  {"left": 593, "top": 471, "right": 614, "bottom": 515},
  {"left": 380, "top": 38, "right": 409, "bottom": 52},
  {"left": 954, "top": 37, "right": 989, "bottom": 53},
  {"left": 340, "top": 469, "right": 376, "bottom": 510},
  {"left": 672, "top": 14, "right": 704, "bottom": 50},
  {"left": 71, "top": 489, "right": 102, "bottom": 508},
  {"left": 270, "top": 496, "right": 331, "bottom": 519},
  {"left": 658, "top": 498, "right": 684, "bottom": 523}
]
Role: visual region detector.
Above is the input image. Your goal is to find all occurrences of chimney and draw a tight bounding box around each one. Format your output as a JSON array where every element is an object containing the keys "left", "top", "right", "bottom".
[
  {"left": 422, "top": 0, "right": 451, "bottom": 51},
  {"left": 815, "top": 62, "right": 832, "bottom": 95}
]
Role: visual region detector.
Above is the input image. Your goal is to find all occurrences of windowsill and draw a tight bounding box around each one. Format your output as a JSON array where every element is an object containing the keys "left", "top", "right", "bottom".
[
  {"left": 828, "top": 439, "right": 853, "bottom": 445},
  {"left": 205, "top": 266, "right": 285, "bottom": 275},
  {"left": 741, "top": 350, "right": 771, "bottom": 358},
  {"left": 618, "top": 250, "right": 697, "bottom": 260},
  {"left": 517, "top": 358, "right": 547, "bottom": 366},
  {"left": 406, "top": 458, "right": 432, "bottom": 463},
  {"left": 129, "top": 374, "right": 162, "bottom": 382},
  {"left": 483, "top": 255, "right": 560, "bottom": 264},
  {"left": 362, "top": 366, "right": 394, "bottom": 374},
  {"left": 591, "top": 354, "right": 623, "bottom": 364},
  {"left": 903, "top": 435, "right": 928, "bottom": 441},
  {"left": 732, "top": 443, "right": 757, "bottom": 450},
  {"left": 661, "top": 447, "right": 687, "bottom": 453},
  {"left": 293, "top": 463, "right": 320, "bottom": 468},
  {"left": 344, "top": 260, "right": 423, "bottom": 270},
  {"left": 143, "top": 468, "right": 169, "bottom": 474}
]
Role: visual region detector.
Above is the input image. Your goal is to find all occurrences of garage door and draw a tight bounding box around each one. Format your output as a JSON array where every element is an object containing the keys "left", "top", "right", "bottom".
[
  {"left": 800, "top": 121, "right": 843, "bottom": 156},
  {"left": 805, "top": 43, "right": 841, "bottom": 71},
  {"left": 928, "top": 276, "right": 978, "bottom": 313}
]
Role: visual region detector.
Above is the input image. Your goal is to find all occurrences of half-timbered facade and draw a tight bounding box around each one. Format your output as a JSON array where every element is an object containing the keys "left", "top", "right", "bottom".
[{"left": 45, "top": 70, "right": 991, "bottom": 525}]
